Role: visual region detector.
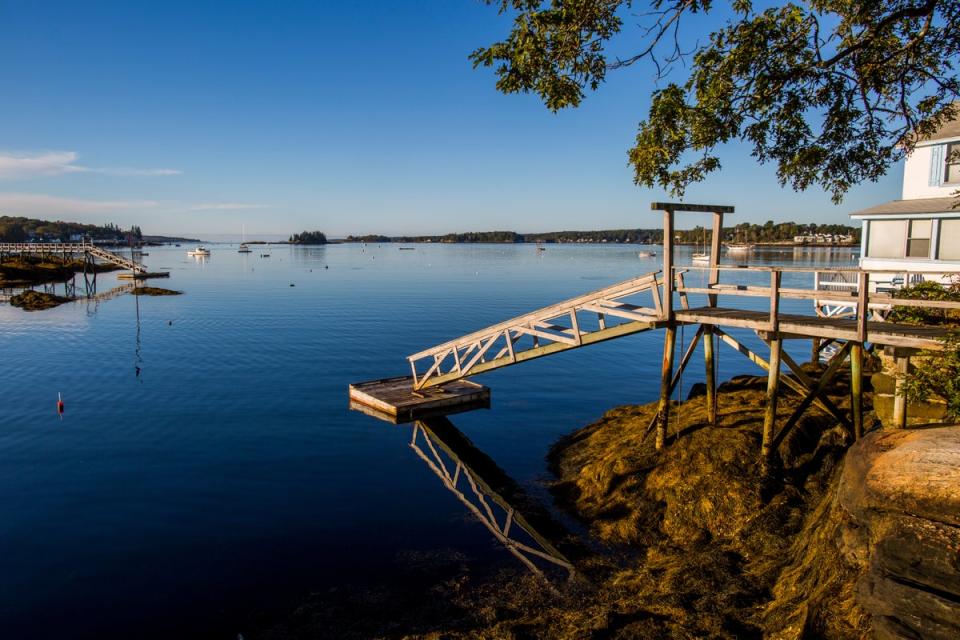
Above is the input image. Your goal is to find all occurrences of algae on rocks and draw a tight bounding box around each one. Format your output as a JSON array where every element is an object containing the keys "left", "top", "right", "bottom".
[
  {"left": 540, "top": 370, "right": 868, "bottom": 639},
  {"left": 9, "top": 290, "right": 74, "bottom": 311},
  {"left": 265, "top": 362, "right": 956, "bottom": 639},
  {"left": 0, "top": 255, "right": 119, "bottom": 287},
  {"left": 131, "top": 286, "right": 181, "bottom": 296}
]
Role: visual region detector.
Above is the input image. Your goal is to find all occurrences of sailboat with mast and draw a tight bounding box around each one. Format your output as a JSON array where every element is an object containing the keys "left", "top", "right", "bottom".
[
  {"left": 692, "top": 227, "right": 710, "bottom": 263},
  {"left": 238, "top": 224, "right": 252, "bottom": 253}
]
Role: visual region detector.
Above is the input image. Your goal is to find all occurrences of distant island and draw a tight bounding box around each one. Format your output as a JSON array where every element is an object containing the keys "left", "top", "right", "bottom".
[
  {"left": 0, "top": 216, "right": 199, "bottom": 245},
  {"left": 344, "top": 222, "right": 860, "bottom": 246},
  {"left": 288, "top": 230, "right": 327, "bottom": 244}
]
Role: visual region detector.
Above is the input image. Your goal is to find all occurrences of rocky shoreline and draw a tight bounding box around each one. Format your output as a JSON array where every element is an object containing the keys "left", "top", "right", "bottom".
[
  {"left": 0, "top": 254, "right": 121, "bottom": 288},
  {"left": 259, "top": 364, "right": 959, "bottom": 639}
]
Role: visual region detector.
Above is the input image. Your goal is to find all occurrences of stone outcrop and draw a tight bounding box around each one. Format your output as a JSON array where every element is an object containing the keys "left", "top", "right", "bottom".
[{"left": 838, "top": 427, "right": 960, "bottom": 639}]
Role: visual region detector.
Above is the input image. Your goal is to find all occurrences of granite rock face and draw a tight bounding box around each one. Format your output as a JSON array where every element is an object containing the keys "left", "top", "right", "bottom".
[{"left": 838, "top": 427, "right": 960, "bottom": 640}]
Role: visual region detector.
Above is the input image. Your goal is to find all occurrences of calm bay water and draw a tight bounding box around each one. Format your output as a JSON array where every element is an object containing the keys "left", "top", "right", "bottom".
[{"left": 0, "top": 242, "right": 856, "bottom": 638}]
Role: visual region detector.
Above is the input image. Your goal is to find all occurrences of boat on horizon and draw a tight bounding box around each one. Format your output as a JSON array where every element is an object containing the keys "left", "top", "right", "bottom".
[
  {"left": 238, "top": 225, "right": 252, "bottom": 253},
  {"left": 637, "top": 250, "right": 656, "bottom": 258}
]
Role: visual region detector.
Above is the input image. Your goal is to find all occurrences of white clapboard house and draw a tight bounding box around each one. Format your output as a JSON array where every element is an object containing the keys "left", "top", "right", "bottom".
[{"left": 816, "top": 119, "right": 960, "bottom": 317}]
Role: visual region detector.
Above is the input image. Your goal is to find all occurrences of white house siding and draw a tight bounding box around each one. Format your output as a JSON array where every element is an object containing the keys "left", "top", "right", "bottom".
[{"left": 903, "top": 140, "right": 960, "bottom": 199}]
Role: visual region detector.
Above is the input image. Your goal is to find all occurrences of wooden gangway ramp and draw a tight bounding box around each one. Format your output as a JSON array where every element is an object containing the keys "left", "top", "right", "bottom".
[
  {"left": 406, "top": 271, "right": 666, "bottom": 390},
  {"left": 349, "top": 272, "right": 667, "bottom": 419},
  {"left": 350, "top": 201, "right": 960, "bottom": 470},
  {"left": 0, "top": 242, "right": 148, "bottom": 273}
]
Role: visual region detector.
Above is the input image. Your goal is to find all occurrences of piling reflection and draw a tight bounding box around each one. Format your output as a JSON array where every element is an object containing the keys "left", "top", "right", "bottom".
[{"left": 407, "top": 417, "right": 576, "bottom": 581}]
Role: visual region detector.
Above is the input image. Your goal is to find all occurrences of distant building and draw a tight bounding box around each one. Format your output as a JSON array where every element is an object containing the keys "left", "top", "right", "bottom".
[
  {"left": 793, "top": 233, "right": 855, "bottom": 245},
  {"left": 852, "top": 117, "right": 960, "bottom": 281}
]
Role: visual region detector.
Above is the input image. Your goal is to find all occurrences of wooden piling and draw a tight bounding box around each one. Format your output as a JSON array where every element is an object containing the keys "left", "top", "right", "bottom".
[
  {"left": 656, "top": 324, "right": 677, "bottom": 450},
  {"left": 704, "top": 326, "right": 717, "bottom": 425},
  {"left": 708, "top": 211, "right": 723, "bottom": 306},
  {"left": 850, "top": 342, "right": 863, "bottom": 439},
  {"left": 857, "top": 271, "right": 869, "bottom": 343},
  {"left": 811, "top": 338, "right": 821, "bottom": 363},
  {"left": 893, "top": 355, "right": 910, "bottom": 428},
  {"left": 661, "top": 209, "right": 675, "bottom": 321},
  {"left": 704, "top": 213, "right": 721, "bottom": 425},
  {"left": 761, "top": 338, "right": 782, "bottom": 464}
]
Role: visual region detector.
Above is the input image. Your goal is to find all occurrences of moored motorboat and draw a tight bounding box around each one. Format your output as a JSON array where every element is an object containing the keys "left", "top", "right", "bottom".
[
  {"left": 725, "top": 242, "right": 754, "bottom": 254},
  {"left": 187, "top": 246, "right": 211, "bottom": 257}
]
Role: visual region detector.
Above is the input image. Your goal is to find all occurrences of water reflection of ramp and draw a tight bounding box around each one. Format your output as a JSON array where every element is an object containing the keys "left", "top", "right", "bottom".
[
  {"left": 410, "top": 418, "right": 576, "bottom": 580},
  {"left": 1, "top": 282, "right": 134, "bottom": 305},
  {"left": 84, "top": 282, "right": 136, "bottom": 302}
]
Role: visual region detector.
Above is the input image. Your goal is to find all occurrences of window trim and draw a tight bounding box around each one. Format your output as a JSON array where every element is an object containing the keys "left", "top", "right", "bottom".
[
  {"left": 905, "top": 219, "right": 933, "bottom": 259},
  {"left": 945, "top": 142, "right": 960, "bottom": 185}
]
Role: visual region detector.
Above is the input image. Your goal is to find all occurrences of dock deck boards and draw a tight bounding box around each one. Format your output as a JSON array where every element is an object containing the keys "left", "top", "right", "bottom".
[
  {"left": 349, "top": 376, "right": 490, "bottom": 424},
  {"left": 675, "top": 307, "right": 950, "bottom": 350}
]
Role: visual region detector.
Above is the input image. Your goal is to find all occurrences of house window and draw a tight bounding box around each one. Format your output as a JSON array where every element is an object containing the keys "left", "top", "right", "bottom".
[
  {"left": 946, "top": 143, "right": 960, "bottom": 184},
  {"left": 940, "top": 219, "right": 960, "bottom": 260},
  {"left": 906, "top": 219, "right": 932, "bottom": 258},
  {"left": 867, "top": 220, "right": 907, "bottom": 258}
]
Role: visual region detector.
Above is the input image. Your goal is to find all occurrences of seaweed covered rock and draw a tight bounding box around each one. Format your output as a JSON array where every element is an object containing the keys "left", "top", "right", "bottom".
[
  {"left": 9, "top": 290, "right": 73, "bottom": 311},
  {"left": 131, "top": 286, "right": 181, "bottom": 296},
  {"left": 543, "top": 374, "right": 863, "bottom": 638},
  {"left": 265, "top": 373, "right": 957, "bottom": 639},
  {"left": 0, "top": 255, "right": 118, "bottom": 287}
]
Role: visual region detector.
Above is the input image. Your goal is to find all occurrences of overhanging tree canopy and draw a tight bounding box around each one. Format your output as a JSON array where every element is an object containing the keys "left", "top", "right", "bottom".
[{"left": 471, "top": 0, "right": 960, "bottom": 201}]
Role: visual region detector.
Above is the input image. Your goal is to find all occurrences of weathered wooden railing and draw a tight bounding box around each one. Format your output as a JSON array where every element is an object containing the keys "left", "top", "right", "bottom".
[
  {"left": 407, "top": 271, "right": 667, "bottom": 390},
  {"left": 662, "top": 264, "right": 960, "bottom": 445},
  {"left": 0, "top": 242, "right": 146, "bottom": 273},
  {"left": 672, "top": 265, "right": 960, "bottom": 347}
]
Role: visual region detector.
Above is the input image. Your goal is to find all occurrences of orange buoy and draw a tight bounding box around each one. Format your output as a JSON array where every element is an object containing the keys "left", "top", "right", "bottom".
[{"left": 57, "top": 392, "right": 64, "bottom": 415}]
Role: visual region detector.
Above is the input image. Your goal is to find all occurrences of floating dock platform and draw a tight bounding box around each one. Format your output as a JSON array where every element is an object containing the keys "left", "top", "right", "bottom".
[{"left": 348, "top": 376, "right": 490, "bottom": 424}]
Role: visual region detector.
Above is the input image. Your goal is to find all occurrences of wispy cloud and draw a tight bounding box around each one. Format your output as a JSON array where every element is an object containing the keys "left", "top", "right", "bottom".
[
  {"left": 188, "top": 202, "right": 268, "bottom": 211},
  {"left": 0, "top": 151, "right": 181, "bottom": 180},
  {"left": 90, "top": 167, "right": 182, "bottom": 177},
  {"left": 0, "top": 192, "right": 159, "bottom": 216}
]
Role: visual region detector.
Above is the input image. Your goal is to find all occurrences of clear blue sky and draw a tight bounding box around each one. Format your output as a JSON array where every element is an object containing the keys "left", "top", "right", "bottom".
[{"left": 0, "top": 1, "right": 901, "bottom": 239}]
